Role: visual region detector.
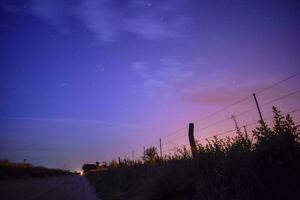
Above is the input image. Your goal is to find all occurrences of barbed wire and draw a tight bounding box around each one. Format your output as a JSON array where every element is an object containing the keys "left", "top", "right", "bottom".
[
  {"left": 115, "top": 72, "right": 300, "bottom": 162},
  {"left": 162, "top": 108, "right": 300, "bottom": 155},
  {"left": 144, "top": 72, "right": 300, "bottom": 143},
  {"left": 256, "top": 72, "right": 300, "bottom": 94},
  {"left": 260, "top": 89, "right": 300, "bottom": 107},
  {"left": 193, "top": 88, "right": 300, "bottom": 134},
  {"left": 139, "top": 113, "right": 300, "bottom": 158}
]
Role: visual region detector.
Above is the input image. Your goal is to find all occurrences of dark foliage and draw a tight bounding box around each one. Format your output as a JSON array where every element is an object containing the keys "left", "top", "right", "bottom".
[
  {"left": 0, "top": 160, "right": 75, "bottom": 180},
  {"left": 87, "top": 107, "right": 300, "bottom": 200}
]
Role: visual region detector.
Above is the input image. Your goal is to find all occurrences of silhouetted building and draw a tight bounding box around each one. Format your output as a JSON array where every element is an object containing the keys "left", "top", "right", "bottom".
[
  {"left": 82, "top": 162, "right": 108, "bottom": 174},
  {"left": 82, "top": 164, "right": 97, "bottom": 173}
]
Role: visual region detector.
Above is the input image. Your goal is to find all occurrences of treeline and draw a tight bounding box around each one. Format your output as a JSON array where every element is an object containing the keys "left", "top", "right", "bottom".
[
  {"left": 87, "top": 107, "right": 300, "bottom": 200},
  {"left": 0, "top": 160, "right": 76, "bottom": 180}
]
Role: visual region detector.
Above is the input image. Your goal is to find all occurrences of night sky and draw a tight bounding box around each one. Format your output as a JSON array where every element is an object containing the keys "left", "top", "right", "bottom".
[{"left": 1, "top": 0, "right": 300, "bottom": 171}]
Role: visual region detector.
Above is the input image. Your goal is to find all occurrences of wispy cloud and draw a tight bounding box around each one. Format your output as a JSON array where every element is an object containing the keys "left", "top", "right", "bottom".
[
  {"left": 130, "top": 59, "right": 289, "bottom": 105},
  {"left": 130, "top": 59, "right": 196, "bottom": 97},
  {"left": 1, "top": 0, "right": 190, "bottom": 42},
  {"left": 78, "top": 0, "right": 190, "bottom": 42}
]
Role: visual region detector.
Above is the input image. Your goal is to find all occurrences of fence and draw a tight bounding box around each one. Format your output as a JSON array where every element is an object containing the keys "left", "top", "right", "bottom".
[{"left": 115, "top": 72, "right": 300, "bottom": 162}]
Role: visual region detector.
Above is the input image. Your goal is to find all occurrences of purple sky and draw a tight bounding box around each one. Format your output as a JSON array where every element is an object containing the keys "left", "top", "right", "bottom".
[{"left": 0, "top": 0, "right": 300, "bottom": 171}]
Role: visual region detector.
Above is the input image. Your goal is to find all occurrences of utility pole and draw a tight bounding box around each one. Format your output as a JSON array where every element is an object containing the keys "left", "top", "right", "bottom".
[
  {"left": 253, "top": 93, "right": 265, "bottom": 124},
  {"left": 159, "top": 138, "right": 162, "bottom": 159},
  {"left": 188, "top": 123, "right": 197, "bottom": 158}
]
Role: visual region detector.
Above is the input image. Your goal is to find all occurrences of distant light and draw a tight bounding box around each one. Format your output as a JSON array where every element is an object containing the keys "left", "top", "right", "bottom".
[{"left": 80, "top": 171, "right": 84, "bottom": 176}]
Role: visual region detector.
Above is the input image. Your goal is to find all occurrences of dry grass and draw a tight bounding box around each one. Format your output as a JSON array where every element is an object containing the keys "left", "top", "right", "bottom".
[{"left": 87, "top": 107, "right": 300, "bottom": 200}]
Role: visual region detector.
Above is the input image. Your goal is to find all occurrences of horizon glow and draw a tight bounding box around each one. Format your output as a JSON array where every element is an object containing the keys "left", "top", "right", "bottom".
[{"left": 0, "top": 0, "right": 300, "bottom": 170}]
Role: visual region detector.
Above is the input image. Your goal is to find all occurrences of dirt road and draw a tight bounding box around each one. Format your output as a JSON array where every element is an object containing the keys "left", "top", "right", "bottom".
[{"left": 0, "top": 175, "right": 99, "bottom": 200}]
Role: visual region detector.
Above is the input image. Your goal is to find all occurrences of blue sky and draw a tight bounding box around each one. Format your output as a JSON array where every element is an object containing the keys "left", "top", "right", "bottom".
[{"left": 0, "top": 0, "right": 300, "bottom": 170}]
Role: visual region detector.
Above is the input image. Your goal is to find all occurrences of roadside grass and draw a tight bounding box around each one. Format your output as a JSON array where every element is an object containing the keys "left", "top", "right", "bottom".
[{"left": 87, "top": 107, "right": 300, "bottom": 200}]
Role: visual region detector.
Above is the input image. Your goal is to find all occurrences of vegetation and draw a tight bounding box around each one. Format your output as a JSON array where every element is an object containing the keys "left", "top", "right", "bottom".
[
  {"left": 87, "top": 107, "right": 300, "bottom": 200},
  {"left": 0, "top": 160, "right": 75, "bottom": 180}
]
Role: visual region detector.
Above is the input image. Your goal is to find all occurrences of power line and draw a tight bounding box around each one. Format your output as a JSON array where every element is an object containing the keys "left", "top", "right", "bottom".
[
  {"left": 256, "top": 72, "right": 300, "bottom": 94},
  {"left": 194, "top": 87, "right": 300, "bottom": 133},
  {"left": 235, "top": 107, "right": 257, "bottom": 117},
  {"left": 116, "top": 73, "right": 300, "bottom": 161},
  {"left": 245, "top": 109, "right": 300, "bottom": 128},
  {"left": 194, "top": 116, "right": 232, "bottom": 133},
  {"left": 199, "top": 129, "right": 236, "bottom": 141},
  {"left": 160, "top": 126, "right": 188, "bottom": 140},
  {"left": 193, "top": 96, "right": 251, "bottom": 125},
  {"left": 260, "top": 89, "right": 300, "bottom": 107},
  {"left": 162, "top": 133, "right": 188, "bottom": 145},
  {"left": 153, "top": 72, "right": 300, "bottom": 141},
  {"left": 192, "top": 72, "right": 300, "bottom": 125},
  {"left": 143, "top": 108, "right": 300, "bottom": 158},
  {"left": 195, "top": 108, "right": 300, "bottom": 144},
  {"left": 162, "top": 143, "right": 190, "bottom": 154},
  {"left": 235, "top": 89, "right": 300, "bottom": 118}
]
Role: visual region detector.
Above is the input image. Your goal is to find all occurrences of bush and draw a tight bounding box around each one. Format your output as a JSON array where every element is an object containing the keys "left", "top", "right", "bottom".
[
  {"left": 0, "top": 160, "right": 75, "bottom": 180},
  {"left": 87, "top": 107, "right": 300, "bottom": 200}
]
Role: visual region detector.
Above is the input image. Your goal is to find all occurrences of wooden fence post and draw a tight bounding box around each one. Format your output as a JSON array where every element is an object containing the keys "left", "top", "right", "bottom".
[
  {"left": 253, "top": 93, "right": 265, "bottom": 125},
  {"left": 188, "top": 123, "right": 197, "bottom": 158}
]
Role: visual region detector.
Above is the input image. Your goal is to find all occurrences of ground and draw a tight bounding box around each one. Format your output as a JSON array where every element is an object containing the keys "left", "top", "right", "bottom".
[{"left": 0, "top": 175, "right": 99, "bottom": 200}]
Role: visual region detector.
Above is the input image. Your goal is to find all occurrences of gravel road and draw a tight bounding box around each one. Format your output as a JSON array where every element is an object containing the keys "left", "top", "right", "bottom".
[{"left": 0, "top": 175, "right": 99, "bottom": 200}]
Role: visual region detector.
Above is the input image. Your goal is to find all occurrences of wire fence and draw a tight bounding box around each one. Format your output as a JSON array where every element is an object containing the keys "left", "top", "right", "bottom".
[{"left": 116, "top": 72, "right": 300, "bottom": 162}]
